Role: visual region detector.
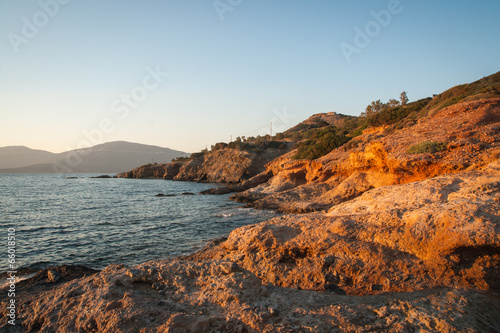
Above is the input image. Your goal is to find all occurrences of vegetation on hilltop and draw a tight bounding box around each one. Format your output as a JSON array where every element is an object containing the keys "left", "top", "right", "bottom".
[
  {"left": 291, "top": 71, "right": 500, "bottom": 160},
  {"left": 362, "top": 97, "right": 432, "bottom": 128},
  {"left": 175, "top": 71, "right": 500, "bottom": 163},
  {"left": 290, "top": 91, "right": 428, "bottom": 160},
  {"left": 421, "top": 71, "right": 500, "bottom": 117},
  {"left": 172, "top": 136, "right": 290, "bottom": 162}
]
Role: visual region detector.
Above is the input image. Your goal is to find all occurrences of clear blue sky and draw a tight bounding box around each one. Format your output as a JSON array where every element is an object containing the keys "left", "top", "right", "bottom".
[{"left": 1, "top": 0, "right": 499, "bottom": 153}]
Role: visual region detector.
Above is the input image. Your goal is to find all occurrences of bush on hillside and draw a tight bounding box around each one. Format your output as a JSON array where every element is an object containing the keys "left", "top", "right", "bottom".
[
  {"left": 365, "top": 98, "right": 432, "bottom": 127},
  {"left": 171, "top": 156, "right": 190, "bottom": 162},
  {"left": 407, "top": 141, "right": 447, "bottom": 154},
  {"left": 421, "top": 72, "right": 500, "bottom": 116},
  {"left": 293, "top": 126, "right": 350, "bottom": 160}
]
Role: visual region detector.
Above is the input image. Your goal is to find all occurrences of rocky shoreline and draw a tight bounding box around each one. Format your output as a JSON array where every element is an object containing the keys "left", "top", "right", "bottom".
[
  {"left": 116, "top": 148, "right": 287, "bottom": 184},
  {"left": 2, "top": 99, "right": 500, "bottom": 332}
]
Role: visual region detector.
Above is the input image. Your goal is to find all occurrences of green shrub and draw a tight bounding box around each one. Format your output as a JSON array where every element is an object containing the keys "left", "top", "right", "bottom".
[
  {"left": 171, "top": 156, "right": 190, "bottom": 162},
  {"left": 190, "top": 148, "right": 208, "bottom": 159},
  {"left": 366, "top": 98, "right": 431, "bottom": 127},
  {"left": 211, "top": 142, "right": 228, "bottom": 151},
  {"left": 293, "top": 126, "right": 350, "bottom": 160},
  {"left": 351, "top": 123, "right": 367, "bottom": 137},
  {"left": 408, "top": 141, "right": 447, "bottom": 154}
]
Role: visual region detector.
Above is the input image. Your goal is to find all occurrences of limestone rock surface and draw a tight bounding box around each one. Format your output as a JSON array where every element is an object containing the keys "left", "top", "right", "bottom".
[
  {"left": 4, "top": 260, "right": 499, "bottom": 332},
  {"left": 231, "top": 98, "right": 500, "bottom": 213}
]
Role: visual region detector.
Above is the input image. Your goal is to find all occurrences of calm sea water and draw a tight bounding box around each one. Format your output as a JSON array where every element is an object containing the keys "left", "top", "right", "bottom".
[{"left": 0, "top": 174, "right": 278, "bottom": 274}]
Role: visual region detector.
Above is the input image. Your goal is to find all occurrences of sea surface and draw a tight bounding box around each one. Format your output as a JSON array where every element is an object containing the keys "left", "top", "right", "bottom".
[{"left": 0, "top": 174, "right": 279, "bottom": 274}]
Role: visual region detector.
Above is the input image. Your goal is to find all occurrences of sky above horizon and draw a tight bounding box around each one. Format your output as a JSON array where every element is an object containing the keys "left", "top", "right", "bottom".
[{"left": 1, "top": 0, "right": 499, "bottom": 153}]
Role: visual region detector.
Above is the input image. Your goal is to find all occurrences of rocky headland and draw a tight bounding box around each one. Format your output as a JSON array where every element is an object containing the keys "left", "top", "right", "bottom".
[
  {"left": 2, "top": 74, "right": 500, "bottom": 332},
  {"left": 116, "top": 147, "right": 288, "bottom": 184},
  {"left": 229, "top": 98, "right": 500, "bottom": 213}
]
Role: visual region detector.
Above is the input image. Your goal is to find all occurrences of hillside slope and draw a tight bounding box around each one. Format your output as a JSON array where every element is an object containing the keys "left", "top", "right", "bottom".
[{"left": 230, "top": 98, "right": 500, "bottom": 212}]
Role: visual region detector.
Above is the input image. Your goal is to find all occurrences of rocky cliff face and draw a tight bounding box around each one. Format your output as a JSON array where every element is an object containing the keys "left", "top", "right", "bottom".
[
  {"left": 231, "top": 98, "right": 500, "bottom": 213},
  {"left": 117, "top": 148, "right": 285, "bottom": 184},
  {"left": 197, "top": 161, "right": 500, "bottom": 296}
]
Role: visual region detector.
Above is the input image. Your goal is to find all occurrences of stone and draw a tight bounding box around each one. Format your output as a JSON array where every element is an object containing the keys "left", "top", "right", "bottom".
[{"left": 47, "top": 270, "right": 61, "bottom": 283}]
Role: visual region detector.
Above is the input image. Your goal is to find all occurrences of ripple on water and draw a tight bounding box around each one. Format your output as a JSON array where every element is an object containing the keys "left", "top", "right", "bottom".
[{"left": 0, "top": 174, "right": 279, "bottom": 273}]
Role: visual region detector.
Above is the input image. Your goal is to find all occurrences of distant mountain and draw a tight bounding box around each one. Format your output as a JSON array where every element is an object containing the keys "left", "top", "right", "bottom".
[
  {"left": 0, "top": 141, "right": 189, "bottom": 173},
  {"left": 0, "top": 146, "right": 57, "bottom": 169}
]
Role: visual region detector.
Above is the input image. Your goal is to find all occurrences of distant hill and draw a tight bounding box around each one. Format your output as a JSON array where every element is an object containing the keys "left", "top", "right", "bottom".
[
  {"left": 0, "top": 141, "right": 189, "bottom": 173},
  {"left": 0, "top": 146, "right": 57, "bottom": 169}
]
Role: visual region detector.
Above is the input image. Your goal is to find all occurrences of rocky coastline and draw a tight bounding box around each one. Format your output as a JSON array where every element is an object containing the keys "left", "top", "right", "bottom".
[
  {"left": 116, "top": 148, "right": 287, "bottom": 184},
  {"left": 2, "top": 98, "right": 500, "bottom": 332}
]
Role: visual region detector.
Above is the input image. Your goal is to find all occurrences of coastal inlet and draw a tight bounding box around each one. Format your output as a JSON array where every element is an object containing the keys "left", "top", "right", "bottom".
[{"left": 0, "top": 174, "right": 279, "bottom": 275}]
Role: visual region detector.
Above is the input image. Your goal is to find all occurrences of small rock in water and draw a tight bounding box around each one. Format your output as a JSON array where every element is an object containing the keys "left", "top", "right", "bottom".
[{"left": 181, "top": 192, "right": 195, "bottom": 196}]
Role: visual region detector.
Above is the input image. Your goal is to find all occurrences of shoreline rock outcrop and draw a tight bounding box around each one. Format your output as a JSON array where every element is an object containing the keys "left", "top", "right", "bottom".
[
  {"left": 191, "top": 161, "right": 500, "bottom": 296},
  {"left": 5, "top": 261, "right": 500, "bottom": 332},
  {"left": 117, "top": 148, "right": 286, "bottom": 184}
]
